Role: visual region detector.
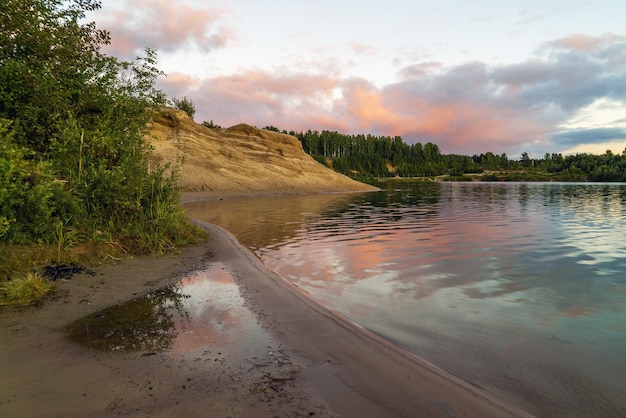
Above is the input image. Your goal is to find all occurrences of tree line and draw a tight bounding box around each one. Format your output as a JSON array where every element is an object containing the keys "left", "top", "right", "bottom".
[{"left": 264, "top": 127, "right": 626, "bottom": 182}]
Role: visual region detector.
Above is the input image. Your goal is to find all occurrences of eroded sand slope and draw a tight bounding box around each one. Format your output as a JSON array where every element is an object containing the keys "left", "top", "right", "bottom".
[{"left": 148, "top": 109, "right": 377, "bottom": 194}]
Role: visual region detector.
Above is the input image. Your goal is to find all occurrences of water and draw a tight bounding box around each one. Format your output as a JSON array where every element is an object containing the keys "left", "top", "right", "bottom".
[
  {"left": 66, "top": 263, "right": 272, "bottom": 361},
  {"left": 184, "top": 182, "right": 626, "bottom": 417}
]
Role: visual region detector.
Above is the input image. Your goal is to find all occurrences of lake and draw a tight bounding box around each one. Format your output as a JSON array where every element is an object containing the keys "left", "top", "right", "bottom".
[{"left": 184, "top": 182, "right": 626, "bottom": 417}]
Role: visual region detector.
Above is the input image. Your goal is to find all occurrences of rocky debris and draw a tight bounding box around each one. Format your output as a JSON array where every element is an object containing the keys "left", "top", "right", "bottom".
[{"left": 42, "top": 263, "right": 94, "bottom": 281}]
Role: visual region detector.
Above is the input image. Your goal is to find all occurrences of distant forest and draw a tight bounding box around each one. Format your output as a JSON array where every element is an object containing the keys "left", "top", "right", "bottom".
[{"left": 264, "top": 126, "right": 626, "bottom": 182}]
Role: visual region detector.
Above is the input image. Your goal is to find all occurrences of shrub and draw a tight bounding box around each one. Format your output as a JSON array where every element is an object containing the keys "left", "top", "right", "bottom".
[
  {"left": 0, "top": 0, "right": 203, "bottom": 279},
  {"left": 172, "top": 96, "right": 196, "bottom": 119},
  {"left": 202, "top": 120, "right": 223, "bottom": 129},
  {"left": 0, "top": 120, "right": 67, "bottom": 244},
  {"left": 0, "top": 272, "right": 54, "bottom": 308}
]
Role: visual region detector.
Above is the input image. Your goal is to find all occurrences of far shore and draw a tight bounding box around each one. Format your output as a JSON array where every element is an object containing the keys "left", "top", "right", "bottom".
[{"left": 0, "top": 194, "right": 533, "bottom": 417}]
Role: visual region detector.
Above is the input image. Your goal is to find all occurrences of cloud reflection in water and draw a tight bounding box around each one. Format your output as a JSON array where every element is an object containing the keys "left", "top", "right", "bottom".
[
  {"left": 184, "top": 182, "right": 626, "bottom": 416},
  {"left": 66, "top": 263, "right": 270, "bottom": 359}
]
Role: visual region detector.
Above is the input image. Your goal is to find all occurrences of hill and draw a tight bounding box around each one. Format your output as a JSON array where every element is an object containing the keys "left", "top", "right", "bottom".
[{"left": 148, "top": 109, "right": 377, "bottom": 194}]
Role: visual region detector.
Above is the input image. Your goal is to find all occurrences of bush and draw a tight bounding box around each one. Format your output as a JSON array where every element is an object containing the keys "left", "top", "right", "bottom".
[
  {"left": 0, "top": 272, "right": 54, "bottom": 308},
  {"left": 172, "top": 96, "right": 196, "bottom": 119},
  {"left": 0, "top": 0, "right": 203, "bottom": 274},
  {"left": 202, "top": 120, "right": 222, "bottom": 129},
  {"left": 0, "top": 120, "right": 68, "bottom": 244}
]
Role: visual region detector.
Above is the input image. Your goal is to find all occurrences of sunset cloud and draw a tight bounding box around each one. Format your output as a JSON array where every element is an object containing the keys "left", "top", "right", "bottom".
[
  {"left": 94, "top": 0, "right": 237, "bottom": 59},
  {"left": 185, "top": 35, "right": 623, "bottom": 153},
  {"left": 545, "top": 33, "right": 623, "bottom": 53},
  {"left": 93, "top": 1, "right": 626, "bottom": 157},
  {"left": 167, "top": 33, "right": 626, "bottom": 156}
]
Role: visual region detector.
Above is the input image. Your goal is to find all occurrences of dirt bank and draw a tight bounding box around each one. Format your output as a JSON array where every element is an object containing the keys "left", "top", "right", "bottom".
[{"left": 148, "top": 109, "right": 377, "bottom": 195}]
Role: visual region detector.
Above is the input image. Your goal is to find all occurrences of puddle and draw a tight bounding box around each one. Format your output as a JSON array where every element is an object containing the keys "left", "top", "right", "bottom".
[{"left": 65, "top": 263, "right": 272, "bottom": 358}]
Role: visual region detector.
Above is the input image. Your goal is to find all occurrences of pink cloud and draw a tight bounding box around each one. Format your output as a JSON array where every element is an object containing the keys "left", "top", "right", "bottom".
[
  {"left": 95, "top": 0, "right": 236, "bottom": 59},
  {"left": 546, "top": 33, "right": 622, "bottom": 53},
  {"left": 168, "top": 67, "right": 552, "bottom": 155},
  {"left": 151, "top": 33, "right": 624, "bottom": 156},
  {"left": 182, "top": 80, "right": 530, "bottom": 154},
  {"left": 349, "top": 41, "right": 378, "bottom": 56},
  {"left": 157, "top": 73, "right": 202, "bottom": 98},
  {"left": 341, "top": 79, "right": 400, "bottom": 127}
]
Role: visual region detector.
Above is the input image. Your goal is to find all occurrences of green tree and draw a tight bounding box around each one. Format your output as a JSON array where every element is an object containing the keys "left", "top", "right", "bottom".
[{"left": 0, "top": 0, "right": 197, "bottom": 253}]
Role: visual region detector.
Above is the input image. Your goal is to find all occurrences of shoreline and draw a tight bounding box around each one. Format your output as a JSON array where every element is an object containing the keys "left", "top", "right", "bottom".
[
  {"left": 179, "top": 188, "right": 380, "bottom": 204},
  {"left": 0, "top": 218, "right": 533, "bottom": 417},
  {"left": 192, "top": 220, "right": 533, "bottom": 418}
]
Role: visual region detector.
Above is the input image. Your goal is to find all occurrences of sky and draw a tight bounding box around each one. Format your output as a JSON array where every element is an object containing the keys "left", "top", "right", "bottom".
[{"left": 90, "top": 0, "right": 626, "bottom": 158}]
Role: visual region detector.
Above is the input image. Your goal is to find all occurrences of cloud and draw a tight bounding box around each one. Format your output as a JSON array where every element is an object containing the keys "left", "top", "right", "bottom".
[
  {"left": 545, "top": 33, "right": 623, "bottom": 53},
  {"left": 559, "top": 141, "right": 626, "bottom": 156},
  {"left": 503, "top": 35, "right": 626, "bottom": 113},
  {"left": 551, "top": 128, "right": 626, "bottom": 146},
  {"left": 396, "top": 62, "right": 444, "bottom": 80},
  {"left": 349, "top": 41, "right": 379, "bottom": 56},
  {"left": 169, "top": 33, "right": 626, "bottom": 156},
  {"left": 384, "top": 34, "right": 626, "bottom": 153},
  {"left": 101, "top": 3, "right": 625, "bottom": 158},
  {"left": 95, "top": 0, "right": 237, "bottom": 59},
  {"left": 158, "top": 73, "right": 202, "bottom": 99}
]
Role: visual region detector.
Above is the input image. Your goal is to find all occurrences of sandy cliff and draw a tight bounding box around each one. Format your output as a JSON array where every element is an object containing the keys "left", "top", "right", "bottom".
[{"left": 148, "top": 109, "right": 377, "bottom": 194}]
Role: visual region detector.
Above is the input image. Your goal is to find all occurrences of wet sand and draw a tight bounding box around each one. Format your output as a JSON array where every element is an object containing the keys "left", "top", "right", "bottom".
[{"left": 0, "top": 219, "right": 533, "bottom": 417}]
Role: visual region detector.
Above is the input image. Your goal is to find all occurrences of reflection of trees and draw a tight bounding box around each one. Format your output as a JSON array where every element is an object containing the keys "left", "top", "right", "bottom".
[
  {"left": 319, "top": 182, "right": 443, "bottom": 227},
  {"left": 184, "top": 182, "right": 445, "bottom": 256},
  {"left": 535, "top": 183, "right": 626, "bottom": 219},
  {"left": 183, "top": 183, "right": 446, "bottom": 252},
  {"left": 65, "top": 286, "right": 189, "bottom": 352}
]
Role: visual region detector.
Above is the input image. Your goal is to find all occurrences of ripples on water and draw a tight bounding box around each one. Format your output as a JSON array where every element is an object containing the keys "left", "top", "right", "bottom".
[{"left": 184, "top": 182, "right": 626, "bottom": 417}]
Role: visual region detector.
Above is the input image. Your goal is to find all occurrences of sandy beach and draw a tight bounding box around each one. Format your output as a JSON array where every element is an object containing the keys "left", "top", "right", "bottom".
[{"left": 0, "top": 217, "right": 533, "bottom": 417}]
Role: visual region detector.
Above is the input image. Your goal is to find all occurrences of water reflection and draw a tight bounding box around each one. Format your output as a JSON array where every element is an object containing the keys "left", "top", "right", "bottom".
[
  {"left": 184, "top": 193, "right": 361, "bottom": 251},
  {"left": 66, "top": 263, "right": 271, "bottom": 358},
  {"left": 184, "top": 182, "right": 626, "bottom": 417},
  {"left": 183, "top": 184, "right": 626, "bottom": 317},
  {"left": 66, "top": 286, "right": 188, "bottom": 352}
]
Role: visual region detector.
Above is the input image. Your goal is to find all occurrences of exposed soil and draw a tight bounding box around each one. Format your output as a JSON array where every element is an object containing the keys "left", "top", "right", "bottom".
[{"left": 148, "top": 109, "right": 377, "bottom": 195}]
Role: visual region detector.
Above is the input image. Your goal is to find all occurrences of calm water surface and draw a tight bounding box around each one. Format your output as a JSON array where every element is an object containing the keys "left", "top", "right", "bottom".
[
  {"left": 184, "top": 182, "right": 626, "bottom": 417},
  {"left": 67, "top": 263, "right": 272, "bottom": 360}
]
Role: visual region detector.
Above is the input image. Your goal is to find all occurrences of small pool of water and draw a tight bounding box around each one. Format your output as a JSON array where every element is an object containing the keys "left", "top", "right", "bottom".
[{"left": 66, "top": 263, "right": 271, "bottom": 360}]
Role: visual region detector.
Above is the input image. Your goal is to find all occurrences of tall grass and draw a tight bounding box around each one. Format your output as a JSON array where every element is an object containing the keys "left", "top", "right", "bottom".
[{"left": 0, "top": 272, "right": 53, "bottom": 308}]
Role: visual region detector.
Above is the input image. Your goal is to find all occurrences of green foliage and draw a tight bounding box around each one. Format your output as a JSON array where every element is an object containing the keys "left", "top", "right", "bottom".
[
  {"left": 0, "top": 0, "right": 113, "bottom": 152},
  {"left": 313, "top": 155, "right": 329, "bottom": 167},
  {"left": 0, "top": 119, "right": 69, "bottom": 243},
  {"left": 0, "top": 217, "right": 9, "bottom": 237},
  {"left": 0, "top": 272, "right": 54, "bottom": 308},
  {"left": 291, "top": 129, "right": 446, "bottom": 177},
  {"left": 285, "top": 127, "right": 626, "bottom": 182},
  {"left": 202, "top": 120, "right": 223, "bottom": 129},
  {"left": 0, "top": 0, "right": 201, "bottom": 274},
  {"left": 172, "top": 96, "right": 196, "bottom": 119}
]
